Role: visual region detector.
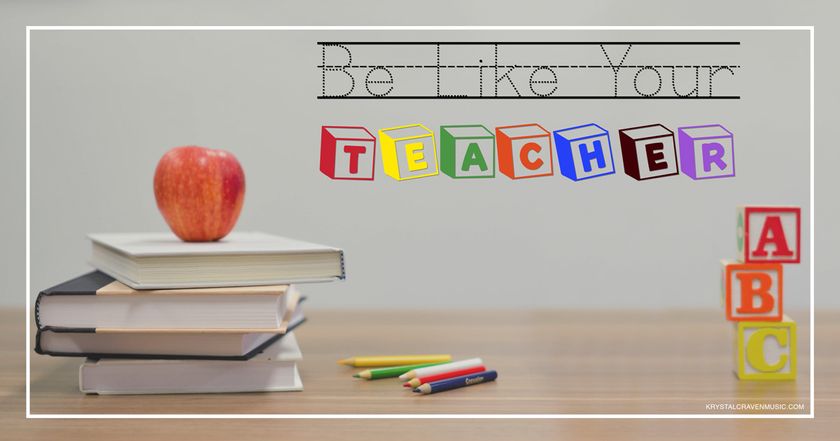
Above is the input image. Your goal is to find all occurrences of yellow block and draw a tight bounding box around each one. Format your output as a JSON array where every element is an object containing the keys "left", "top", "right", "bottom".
[
  {"left": 379, "top": 124, "right": 439, "bottom": 181},
  {"left": 735, "top": 315, "right": 796, "bottom": 380}
]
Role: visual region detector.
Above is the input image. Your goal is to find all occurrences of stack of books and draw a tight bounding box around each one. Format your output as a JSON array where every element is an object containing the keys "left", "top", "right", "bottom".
[{"left": 34, "top": 232, "right": 344, "bottom": 395}]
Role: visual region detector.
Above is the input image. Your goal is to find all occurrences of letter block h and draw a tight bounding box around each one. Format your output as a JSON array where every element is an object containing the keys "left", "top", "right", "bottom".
[
  {"left": 722, "top": 260, "right": 783, "bottom": 322},
  {"left": 320, "top": 126, "right": 376, "bottom": 180},
  {"left": 553, "top": 123, "right": 615, "bottom": 181}
]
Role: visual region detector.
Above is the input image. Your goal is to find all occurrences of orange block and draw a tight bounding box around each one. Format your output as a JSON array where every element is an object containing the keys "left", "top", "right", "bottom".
[
  {"left": 722, "top": 260, "right": 783, "bottom": 322},
  {"left": 496, "top": 124, "right": 554, "bottom": 179}
]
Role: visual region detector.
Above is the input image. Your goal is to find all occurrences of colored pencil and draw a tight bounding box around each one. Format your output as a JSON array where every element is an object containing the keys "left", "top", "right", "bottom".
[
  {"left": 353, "top": 362, "right": 448, "bottom": 380},
  {"left": 337, "top": 354, "right": 452, "bottom": 367},
  {"left": 413, "top": 370, "right": 498, "bottom": 395},
  {"left": 403, "top": 365, "right": 486, "bottom": 388},
  {"left": 398, "top": 357, "right": 483, "bottom": 381}
]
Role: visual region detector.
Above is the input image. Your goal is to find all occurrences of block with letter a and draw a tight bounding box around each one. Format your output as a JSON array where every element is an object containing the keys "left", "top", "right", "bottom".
[
  {"left": 737, "top": 206, "right": 801, "bottom": 264},
  {"left": 722, "top": 260, "right": 783, "bottom": 322}
]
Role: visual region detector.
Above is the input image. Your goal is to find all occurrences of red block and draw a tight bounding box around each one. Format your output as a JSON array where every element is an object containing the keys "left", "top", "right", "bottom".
[
  {"left": 320, "top": 126, "right": 376, "bottom": 180},
  {"left": 737, "top": 206, "right": 801, "bottom": 264},
  {"left": 496, "top": 124, "right": 554, "bottom": 179}
]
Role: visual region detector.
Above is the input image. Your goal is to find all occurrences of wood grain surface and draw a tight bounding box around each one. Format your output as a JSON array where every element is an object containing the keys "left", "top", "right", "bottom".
[{"left": 2, "top": 308, "right": 837, "bottom": 440}]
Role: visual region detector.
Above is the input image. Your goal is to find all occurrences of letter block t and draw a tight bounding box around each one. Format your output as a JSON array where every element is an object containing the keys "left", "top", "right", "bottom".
[
  {"left": 722, "top": 260, "right": 783, "bottom": 322},
  {"left": 320, "top": 126, "right": 376, "bottom": 180},
  {"left": 553, "top": 123, "right": 615, "bottom": 181},
  {"left": 496, "top": 123, "right": 554, "bottom": 179},
  {"left": 379, "top": 124, "right": 439, "bottom": 181},
  {"left": 737, "top": 206, "right": 801, "bottom": 264},
  {"left": 677, "top": 124, "right": 735, "bottom": 179},
  {"left": 440, "top": 125, "right": 495, "bottom": 179},
  {"left": 618, "top": 124, "right": 679, "bottom": 181},
  {"left": 735, "top": 315, "right": 796, "bottom": 380}
]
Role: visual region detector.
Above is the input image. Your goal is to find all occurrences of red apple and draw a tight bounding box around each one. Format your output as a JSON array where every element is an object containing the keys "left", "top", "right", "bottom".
[{"left": 153, "top": 146, "right": 245, "bottom": 242}]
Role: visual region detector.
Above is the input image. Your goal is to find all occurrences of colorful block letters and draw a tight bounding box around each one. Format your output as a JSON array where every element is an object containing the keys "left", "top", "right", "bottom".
[
  {"left": 320, "top": 126, "right": 376, "bottom": 180},
  {"left": 678, "top": 124, "right": 735, "bottom": 179},
  {"left": 722, "top": 261, "right": 783, "bottom": 322},
  {"left": 440, "top": 125, "right": 495, "bottom": 179},
  {"left": 737, "top": 206, "right": 801, "bottom": 264},
  {"left": 735, "top": 316, "right": 797, "bottom": 380},
  {"left": 618, "top": 124, "right": 679, "bottom": 181},
  {"left": 496, "top": 124, "right": 554, "bottom": 179},
  {"left": 379, "top": 124, "right": 439, "bottom": 181},
  {"left": 553, "top": 123, "right": 615, "bottom": 181},
  {"left": 723, "top": 205, "right": 802, "bottom": 381}
]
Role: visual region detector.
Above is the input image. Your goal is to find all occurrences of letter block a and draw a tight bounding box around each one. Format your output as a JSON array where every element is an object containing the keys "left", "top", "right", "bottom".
[
  {"left": 440, "top": 125, "right": 495, "bottom": 179},
  {"left": 723, "top": 261, "right": 783, "bottom": 322},
  {"left": 737, "top": 206, "right": 801, "bottom": 264},
  {"left": 618, "top": 124, "right": 679, "bottom": 181},
  {"left": 496, "top": 123, "right": 554, "bottom": 180},
  {"left": 677, "top": 124, "right": 735, "bottom": 180},
  {"left": 379, "top": 124, "right": 439, "bottom": 181},
  {"left": 320, "top": 126, "right": 376, "bottom": 180},
  {"left": 735, "top": 315, "right": 796, "bottom": 380}
]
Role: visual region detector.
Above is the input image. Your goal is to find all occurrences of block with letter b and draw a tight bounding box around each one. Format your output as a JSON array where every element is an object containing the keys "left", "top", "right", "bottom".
[
  {"left": 722, "top": 260, "right": 783, "bottom": 322},
  {"left": 440, "top": 125, "right": 495, "bottom": 179},
  {"left": 677, "top": 124, "right": 735, "bottom": 179},
  {"left": 737, "top": 206, "right": 801, "bottom": 264},
  {"left": 553, "top": 123, "right": 615, "bottom": 181},
  {"left": 618, "top": 124, "right": 679, "bottom": 181},
  {"left": 320, "top": 126, "right": 376, "bottom": 180},
  {"left": 379, "top": 124, "right": 439, "bottom": 181},
  {"left": 735, "top": 315, "right": 796, "bottom": 380},
  {"left": 496, "top": 123, "right": 554, "bottom": 179}
]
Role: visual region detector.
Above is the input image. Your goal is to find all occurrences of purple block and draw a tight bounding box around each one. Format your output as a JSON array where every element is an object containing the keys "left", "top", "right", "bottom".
[{"left": 678, "top": 124, "right": 735, "bottom": 180}]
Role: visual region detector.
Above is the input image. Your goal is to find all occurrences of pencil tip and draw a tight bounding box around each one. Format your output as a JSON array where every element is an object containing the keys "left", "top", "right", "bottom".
[
  {"left": 402, "top": 383, "right": 410, "bottom": 387},
  {"left": 352, "top": 374, "right": 359, "bottom": 378},
  {"left": 412, "top": 389, "right": 421, "bottom": 393},
  {"left": 337, "top": 358, "right": 350, "bottom": 366}
]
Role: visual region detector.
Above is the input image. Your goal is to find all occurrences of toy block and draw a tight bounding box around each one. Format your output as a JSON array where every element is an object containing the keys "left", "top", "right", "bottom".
[
  {"left": 553, "top": 123, "right": 615, "bottom": 181},
  {"left": 677, "top": 124, "right": 735, "bottom": 180},
  {"left": 440, "top": 125, "right": 495, "bottom": 179},
  {"left": 496, "top": 124, "right": 554, "bottom": 179},
  {"left": 618, "top": 124, "right": 679, "bottom": 180},
  {"left": 735, "top": 315, "right": 796, "bottom": 380},
  {"left": 737, "top": 206, "right": 801, "bottom": 264},
  {"left": 722, "top": 260, "right": 783, "bottom": 322},
  {"left": 379, "top": 124, "right": 439, "bottom": 181},
  {"left": 319, "top": 126, "right": 376, "bottom": 180}
]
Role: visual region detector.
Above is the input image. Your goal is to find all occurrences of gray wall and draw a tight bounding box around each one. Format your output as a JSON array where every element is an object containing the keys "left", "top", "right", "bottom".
[{"left": 1, "top": 1, "right": 835, "bottom": 310}]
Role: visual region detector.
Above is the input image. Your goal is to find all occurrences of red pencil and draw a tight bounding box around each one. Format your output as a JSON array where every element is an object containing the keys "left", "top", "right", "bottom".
[{"left": 402, "top": 365, "right": 486, "bottom": 388}]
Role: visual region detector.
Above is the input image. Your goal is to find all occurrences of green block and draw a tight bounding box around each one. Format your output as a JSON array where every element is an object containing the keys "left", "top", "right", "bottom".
[{"left": 439, "top": 125, "right": 496, "bottom": 179}]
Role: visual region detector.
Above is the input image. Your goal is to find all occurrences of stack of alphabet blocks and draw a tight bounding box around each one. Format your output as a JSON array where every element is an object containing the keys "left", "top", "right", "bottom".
[{"left": 722, "top": 206, "right": 801, "bottom": 380}]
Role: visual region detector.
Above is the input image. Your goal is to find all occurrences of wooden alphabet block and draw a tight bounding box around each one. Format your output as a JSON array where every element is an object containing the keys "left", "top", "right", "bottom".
[
  {"left": 379, "top": 124, "right": 439, "bottom": 181},
  {"left": 553, "top": 123, "right": 615, "bottom": 181},
  {"left": 439, "top": 125, "right": 495, "bottom": 179},
  {"left": 618, "top": 124, "right": 679, "bottom": 180},
  {"left": 677, "top": 124, "right": 735, "bottom": 179},
  {"left": 737, "top": 206, "right": 801, "bottom": 264},
  {"left": 496, "top": 124, "right": 554, "bottom": 179},
  {"left": 320, "top": 126, "right": 376, "bottom": 180},
  {"left": 735, "top": 315, "right": 796, "bottom": 380},
  {"left": 722, "top": 260, "right": 783, "bottom": 322}
]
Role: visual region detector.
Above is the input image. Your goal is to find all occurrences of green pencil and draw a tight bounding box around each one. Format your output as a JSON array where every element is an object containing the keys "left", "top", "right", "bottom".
[{"left": 353, "top": 362, "right": 449, "bottom": 380}]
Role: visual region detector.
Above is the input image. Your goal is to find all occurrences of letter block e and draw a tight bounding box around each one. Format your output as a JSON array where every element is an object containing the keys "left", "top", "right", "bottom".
[
  {"left": 735, "top": 316, "right": 796, "bottom": 380},
  {"left": 320, "top": 126, "right": 376, "bottom": 180},
  {"left": 737, "top": 206, "right": 801, "bottom": 264},
  {"left": 723, "top": 261, "right": 783, "bottom": 322}
]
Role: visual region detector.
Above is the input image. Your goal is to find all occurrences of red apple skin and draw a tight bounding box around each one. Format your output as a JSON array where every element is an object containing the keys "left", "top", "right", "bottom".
[{"left": 153, "top": 146, "right": 245, "bottom": 242}]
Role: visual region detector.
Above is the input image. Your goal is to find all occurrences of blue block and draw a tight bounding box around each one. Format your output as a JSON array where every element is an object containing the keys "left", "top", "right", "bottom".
[{"left": 553, "top": 123, "right": 616, "bottom": 181}]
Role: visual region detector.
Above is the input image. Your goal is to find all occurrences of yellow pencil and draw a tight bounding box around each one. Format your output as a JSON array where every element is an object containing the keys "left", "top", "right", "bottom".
[{"left": 336, "top": 354, "right": 451, "bottom": 367}]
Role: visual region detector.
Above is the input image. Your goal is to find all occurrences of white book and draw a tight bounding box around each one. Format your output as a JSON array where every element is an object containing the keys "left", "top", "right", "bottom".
[
  {"left": 88, "top": 231, "right": 345, "bottom": 289},
  {"left": 79, "top": 333, "right": 304, "bottom": 395}
]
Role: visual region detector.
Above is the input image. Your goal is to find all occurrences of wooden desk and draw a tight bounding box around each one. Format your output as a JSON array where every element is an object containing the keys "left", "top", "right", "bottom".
[{"left": 3, "top": 308, "right": 838, "bottom": 440}]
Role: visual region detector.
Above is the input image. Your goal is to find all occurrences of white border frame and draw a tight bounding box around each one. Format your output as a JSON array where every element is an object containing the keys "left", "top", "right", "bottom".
[{"left": 25, "top": 25, "right": 815, "bottom": 419}]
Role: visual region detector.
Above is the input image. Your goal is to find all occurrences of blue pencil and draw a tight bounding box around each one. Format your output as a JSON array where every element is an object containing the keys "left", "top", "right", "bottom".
[{"left": 412, "top": 370, "right": 497, "bottom": 394}]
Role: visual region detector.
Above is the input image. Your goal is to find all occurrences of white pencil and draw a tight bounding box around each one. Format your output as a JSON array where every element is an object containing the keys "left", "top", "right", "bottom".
[{"left": 398, "top": 358, "right": 484, "bottom": 381}]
